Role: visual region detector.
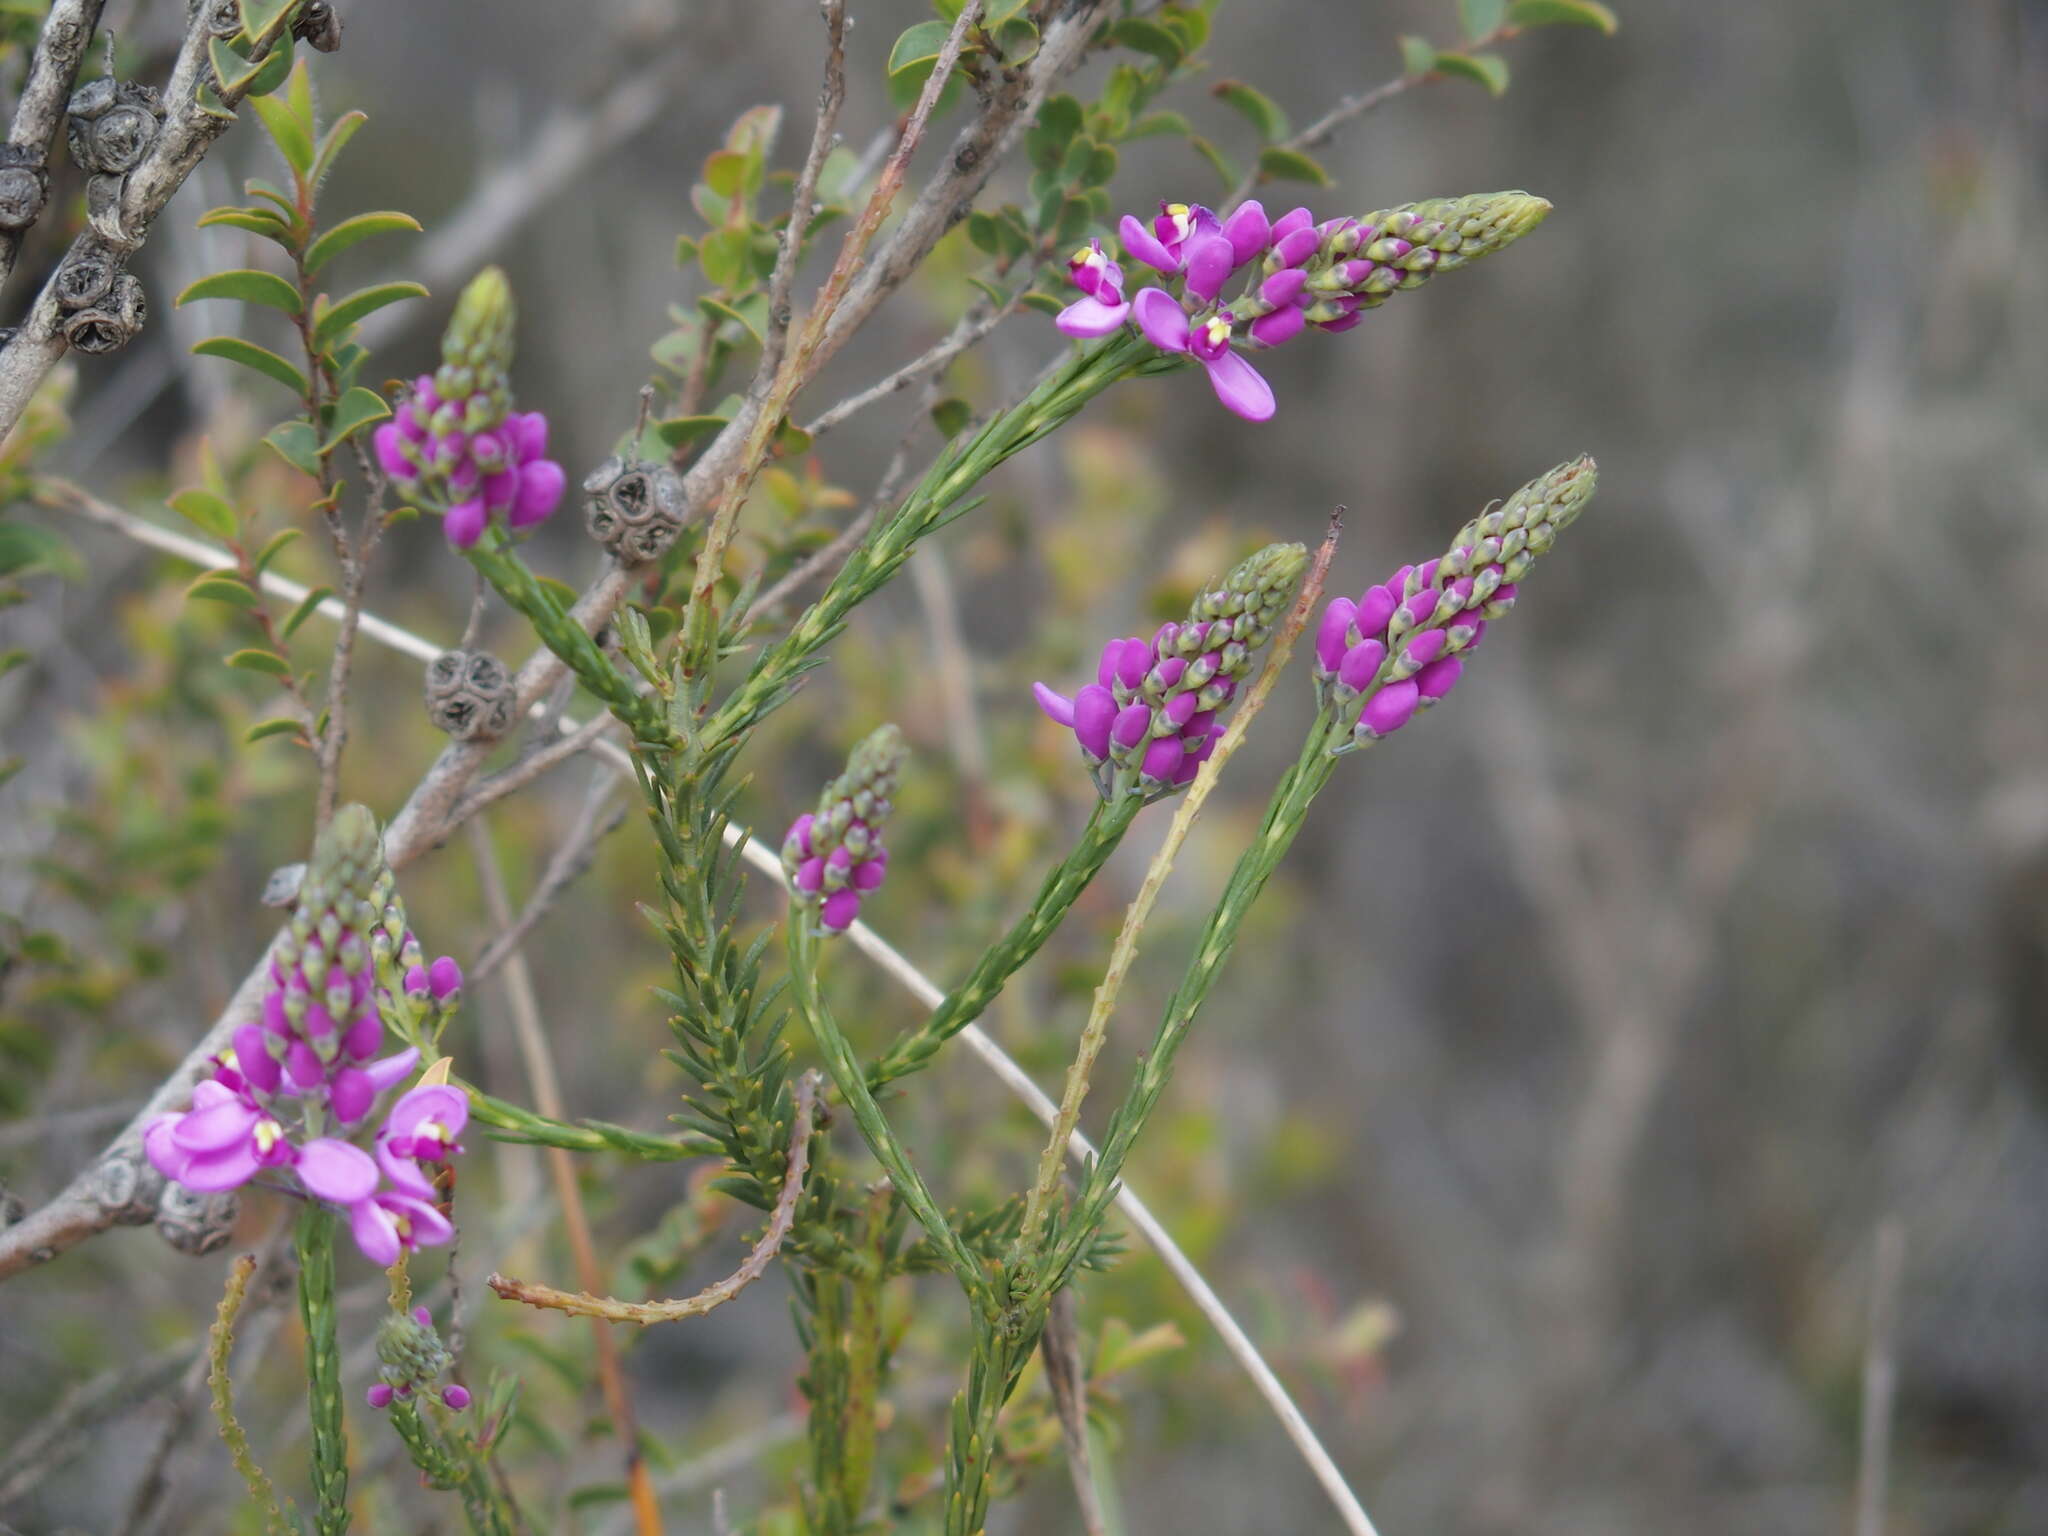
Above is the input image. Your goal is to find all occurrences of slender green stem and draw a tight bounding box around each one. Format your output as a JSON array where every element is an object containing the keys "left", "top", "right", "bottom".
[
  {"left": 389, "top": 1399, "right": 516, "bottom": 1536},
  {"left": 295, "top": 1202, "right": 351, "bottom": 1536},
  {"left": 867, "top": 795, "right": 1142, "bottom": 1089},
  {"left": 1043, "top": 722, "right": 1345, "bottom": 1295},
  {"left": 787, "top": 918, "right": 990, "bottom": 1309},
  {"left": 209, "top": 1252, "right": 296, "bottom": 1535}
]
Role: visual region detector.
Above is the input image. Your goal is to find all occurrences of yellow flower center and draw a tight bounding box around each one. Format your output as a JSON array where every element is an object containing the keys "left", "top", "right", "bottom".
[
  {"left": 1071, "top": 245, "right": 1101, "bottom": 269},
  {"left": 1203, "top": 316, "right": 1232, "bottom": 348},
  {"left": 420, "top": 1119, "right": 448, "bottom": 1150},
  {"left": 1165, "top": 203, "right": 1193, "bottom": 240},
  {"left": 220, "top": 1047, "right": 240, "bottom": 1071},
  {"left": 254, "top": 1119, "right": 283, "bottom": 1154}
]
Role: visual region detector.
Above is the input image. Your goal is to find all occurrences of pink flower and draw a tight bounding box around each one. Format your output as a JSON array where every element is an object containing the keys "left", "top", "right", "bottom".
[{"left": 1131, "top": 290, "right": 1275, "bottom": 422}]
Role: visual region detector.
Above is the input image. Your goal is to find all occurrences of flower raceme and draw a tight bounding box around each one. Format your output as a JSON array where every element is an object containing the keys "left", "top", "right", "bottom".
[
  {"left": 143, "top": 804, "right": 468, "bottom": 1267},
  {"left": 1034, "top": 541, "right": 1308, "bottom": 801},
  {"left": 1314, "top": 457, "right": 1598, "bottom": 751},
  {"left": 1055, "top": 191, "right": 1551, "bottom": 421},
  {"left": 783, "top": 724, "right": 907, "bottom": 935},
  {"left": 372, "top": 266, "right": 567, "bottom": 550}
]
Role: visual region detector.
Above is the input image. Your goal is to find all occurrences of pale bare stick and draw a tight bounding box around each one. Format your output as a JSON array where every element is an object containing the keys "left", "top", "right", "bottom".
[
  {"left": 487, "top": 1072, "right": 821, "bottom": 1325},
  {"left": 1854, "top": 1220, "right": 1906, "bottom": 1536}
]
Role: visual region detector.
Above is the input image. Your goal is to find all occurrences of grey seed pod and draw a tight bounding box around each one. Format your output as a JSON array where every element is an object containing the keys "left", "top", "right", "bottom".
[
  {"left": 67, "top": 79, "right": 164, "bottom": 177},
  {"left": 0, "top": 1183, "right": 23, "bottom": 1230},
  {"left": 52, "top": 240, "right": 115, "bottom": 310},
  {"left": 156, "top": 1183, "right": 238, "bottom": 1256},
  {"left": 292, "top": 0, "right": 344, "bottom": 52},
  {"left": 61, "top": 272, "right": 144, "bottom": 354},
  {"left": 202, "top": 0, "right": 242, "bottom": 38},
  {"left": 0, "top": 144, "right": 49, "bottom": 232},
  {"left": 424, "top": 649, "right": 514, "bottom": 740},
  {"left": 91, "top": 1154, "right": 157, "bottom": 1224},
  {"left": 582, "top": 455, "right": 688, "bottom": 565},
  {"left": 85, "top": 172, "right": 129, "bottom": 243}
]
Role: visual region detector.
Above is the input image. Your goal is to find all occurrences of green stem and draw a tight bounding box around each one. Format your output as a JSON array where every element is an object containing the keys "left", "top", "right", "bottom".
[
  {"left": 787, "top": 918, "right": 990, "bottom": 1309},
  {"left": 388, "top": 1400, "right": 515, "bottom": 1536},
  {"left": 295, "top": 1202, "right": 350, "bottom": 1536},
  {"left": 867, "top": 795, "right": 1142, "bottom": 1090},
  {"left": 710, "top": 330, "right": 1157, "bottom": 748},
  {"left": 1040, "top": 720, "right": 1346, "bottom": 1297}
]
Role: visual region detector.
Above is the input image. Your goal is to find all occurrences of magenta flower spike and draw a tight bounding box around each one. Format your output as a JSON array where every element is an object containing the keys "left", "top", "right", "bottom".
[
  {"left": 1032, "top": 542, "right": 1307, "bottom": 803},
  {"left": 1312, "top": 458, "right": 1598, "bottom": 753},
  {"left": 783, "top": 725, "right": 906, "bottom": 936},
  {"left": 379, "top": 268, "right": 568, "bottom": 549},
  {"left": 142, "top": 804, "right": 465, "bottom": 1269},
  {"left": 1054, "top": 190, "right": 1551, "bottom": 423}
]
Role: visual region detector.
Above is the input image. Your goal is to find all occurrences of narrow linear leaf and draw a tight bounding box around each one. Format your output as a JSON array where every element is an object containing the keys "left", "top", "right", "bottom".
[
  {"left": 196, "top": 206, "right": 292, "bottom": 240},
  {"left": 193, "top": 336, "right": 308, "bottom": 395},
  {"left": 303, "top": 211, "right": 422, "bottom": 276},
  {"left": 245, "top": 716, "right": 306, "bottom": 743},
  {"left": 280, "top": 585, "right": 333, "bottom": 639},
  {"left": 320, "top": 386, "right": 392, "bottom": 452},
  {"left": 168, "top": 487, "right": 238, "bottom": 542},
  {"left": 1507, "top": 0, "right": 1619, "bottom": 31},
  {"left": 177, "top": 268, "right": 303, "bottom": 315},
  {"left": 226, "top": 648, "right": 292, "bottom": 676},
  {"left": 1186, "top": 135, "right": 1238, "bottom": 192},
  {"left": 312, "top": 281, "right": 427, "bottom": 349}
]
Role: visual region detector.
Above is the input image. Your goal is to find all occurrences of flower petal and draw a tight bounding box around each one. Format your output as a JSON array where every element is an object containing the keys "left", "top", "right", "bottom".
[
  {"left": 1031, "top": 682, "right": 1076, "bottom": 728},
  {"left": 296, "top": 1138, "right": 380, "bottom": 1203},
  {"left": 1181, "top": 233, "right": 1235, "bottom": 303},
  {"left": 377, "top": 1140, "right": 438, "bottom": 1198},
  {"left": 1131, "top": 288, "right": 1190, "bottom": 353},
  {"left": 348, "top": 1197, "right": 401, "bottom": 1266},
  {"left": 1055, "top": 296, "right": 1131, "bottom": 338},
  {"left": 1200, "top": 350, "right": 1276, "bottom": 422},
  {"left": 172, "top": 1138, "right": 261, "bottom": 1191},
  {"left": 1119, "top": 214, "right": 1177, "bottom": 274},
  {"left": 171, "top": 1097, "right": 260, "bottom": 1152},
  {"left": 1248, "top": 304, "right": 1306, "bottom": 349},
  {"left": 509, "top": 459, "right": 566, "bottom": 529},
  {"left": 444, "top": 499, "right": 488, "bottom": 549},
  {"left": 362, "top": 1046, "right": 420, "bottom": 1094},
  {"left": 1222, "top": 200, "right": 1271, "bottom": 266}
]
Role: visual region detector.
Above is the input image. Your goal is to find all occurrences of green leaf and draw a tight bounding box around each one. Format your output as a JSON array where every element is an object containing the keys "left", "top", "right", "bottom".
[
  {"left": 239, "top": 35, "right": 294, "bottom": 98},
  {"left": 238, "top": 0, "right": 291, "bottom": 38},
  {"left": 280, "top": 585, "right": 332, "bottom": 638},
  {"left": 653, "top": 415, "right": 730, "bottom": 452},
  {"left": 1507, "top": 0, "right": 1619, "bottom": 31},
  {"left": 1459, "top": 0, "right": 1509, "bottom": 42},
  {"left": 1109, "top": 18, "right": 1183, "bottom": 69},
  {"left": 263, "top": 420, "right": 321, "bottom": 476},
  {"left": 1212, "top": 79, "right": 1288, "bottom": 142},
  {"left": 1255, "top": 145, "right": 1333, "bottom": 186},
  {"left": 226, "top": 648, "right": 291, "bottom": 676},
  {"left": 320, "top": 386, "right": 391, "bottom": 452},
  {"left": 698, "top": 227, "right": 751, "bottom": 290},
  {"left": 285, "top": 55, "right": 314, "bottom": 129},
  {"left": 698, "top": 294, "right": 765, "bottom": 346},
  {"left": 303, "top": 211, "right": 421, "bottom": 275},
  {"left": 251, "top": 527, "right": 301, "bottom": 575},
  {"left": 1399, "top": 35, "right": 1438, "bottom": 78},
  {"left": 0, "top": 649, "right": 26, "bottom": 678},
  {"left": 186, "top": 573, "right": 258, "bottom": 607},
  {"left": 1018, "top": 290, "right": 1065, "bottom": 318},
  {"left": 930, "top": 397, "right": 971, "bottom": 437},
  {"left": 0, "top": 524, "right": 81, "bottom": 581},
  {"left": 176, "top": 268, "right": 302, "bottom": 314},
  {"left": 312, "top": 281, "right": 427, "bottom": 349},
  {"left": 168, "top": 488, "right": 237, "bottom": 542},
  {"left": 245, "top": 716, "right": 305, "bottom": 743},
  {"left": 1433, "top": 50, "right": 1511, "bottom": 95},
  {"left": 886, "top": 19, "right": 960, "bottom": 75},
  {"left": 196, "top": 206, "right": 292, "bottom": 240},
  {"left": 309, "top": 110, "right": 366, "bottom": 186},
  {"left": 248, "top": 92, "right": 312, "bottom": 175},
  {"left": 192, "top": 336, "right": 309, "bottom": 395},
  {"left": 1128, "top": 110, "right": 1193, "bottom": 140}
]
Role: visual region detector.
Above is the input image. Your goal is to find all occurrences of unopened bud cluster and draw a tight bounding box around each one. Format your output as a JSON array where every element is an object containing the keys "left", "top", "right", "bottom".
[
  {"left": 366, "top": 1306, "right": 471, "bottom": 1412},
  {"left": 373, "top": 268, "right": 567, "bottom": 549},
  {"left": 1315, "top": 457, "right": 1597, "bottom": 750},
  {"left": 782, "top": 724, "right": 905, "bottom": 934},
  {"left": 1034, "top": 541, "right": 1307, "bottom": 801}
]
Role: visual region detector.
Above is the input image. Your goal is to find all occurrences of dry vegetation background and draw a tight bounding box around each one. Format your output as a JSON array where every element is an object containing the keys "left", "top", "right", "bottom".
[{"left": 2, "top": 0, "right": 2045, "bottom": 1532}]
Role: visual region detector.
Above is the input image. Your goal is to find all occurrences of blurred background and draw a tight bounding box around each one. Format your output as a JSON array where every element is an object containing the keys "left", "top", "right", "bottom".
[{"left": 3, "top": 0, "right": 2045, "bottom": 1531}]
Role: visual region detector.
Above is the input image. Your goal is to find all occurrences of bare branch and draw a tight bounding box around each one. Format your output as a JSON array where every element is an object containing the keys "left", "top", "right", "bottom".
[
  {"left": 469, "top": 769, "right": 625, "bottom": 985},
  {"left": 751, "top": 0, "right": 848, "bottom": 392},
  {"left": 0, "top": 0, "right": 109, "bottom": 289},
  {"left": 1041, "top": 1284, "right": 1110, "bottom": 1536},
  {"left": 488, "top": 1071, "right": 821, "bottom": 1325},
  {"left": 801, "top": 294, "right": 1021, "bottom": 439}
]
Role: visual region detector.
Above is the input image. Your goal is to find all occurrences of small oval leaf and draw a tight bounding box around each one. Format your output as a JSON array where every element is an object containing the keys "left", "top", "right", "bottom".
[
  {"left": 312, "top": 281, "right": 427, "bottom": 349},
  {"left": 280, "top": 585, "right": 333, "bottom": 638},
  {"left": 177, "top": 268, "right": 303, "bottom": 314},
  {"left": 169, "top": 487, "right": 237, "bottom": 541},
  {"left": 187, "top": 574, "right": 258, "bottom": 607},
  {"left": 248, "top": 93, "right": 312, "bottom": 174},
  {"left": 245, "top": 716, "right": 306, "bottom": 743},
  {"left": 1507, "top": 0, "right": 1619, "bottom": 31},
  {"left": 1256, "top": 144, "right": 1331, "bottom": 187},
  {"left": 263, "top": 420, "right": 321, "bottom": 476},
  {"left": 303, "top": 211, "right": 423, "bottom": 276},
  {"left": 226, "top": 647, "right": 292, "bottom": 676},
  {"left": 320, "top": 386, "right": 392, "bottom": 451},
  {"left": 191, "top": 336, "right": 308, "bottom": 395},
  {"left": 1433, "top": 50, "right": 1511, "bottom": 96}
]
